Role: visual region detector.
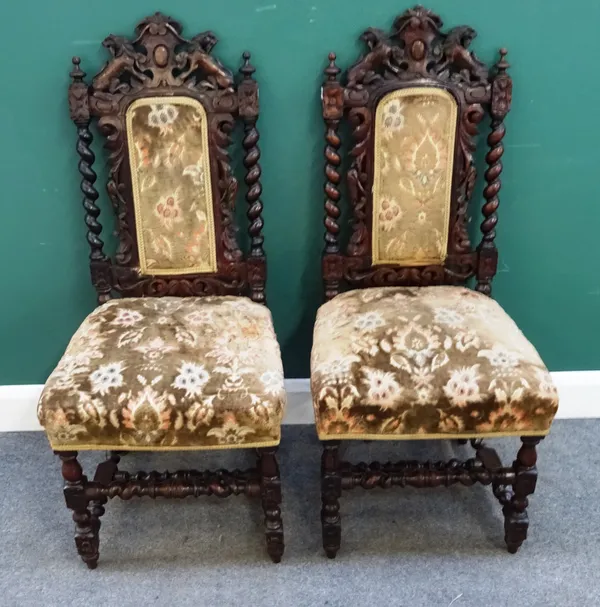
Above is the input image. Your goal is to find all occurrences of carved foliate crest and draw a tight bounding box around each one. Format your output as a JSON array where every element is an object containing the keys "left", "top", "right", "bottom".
[
  {"left": 346, "top": 5, "right": 489, "bottom": 89},
  {"left": 92, "top": 12, "right": 234, "bottom": 95}
]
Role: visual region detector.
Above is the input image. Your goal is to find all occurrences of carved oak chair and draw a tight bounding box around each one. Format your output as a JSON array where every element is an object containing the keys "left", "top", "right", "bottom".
[
  {"left": 313, "top": 6, "right": 559, "bottom": 558},
  {"left": 37, "top": 14, "right": 285, "bottom": 567}
]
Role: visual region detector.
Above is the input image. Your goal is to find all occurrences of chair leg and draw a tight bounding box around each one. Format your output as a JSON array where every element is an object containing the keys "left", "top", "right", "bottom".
[
  {"left": 56, "top": 451, "right": 100, "bottom": 569},
  {"left": 321, "top": 441, "right": 342, "bottom": 559},
  {"left": 504, "top": 437, "right": 542, "bottom": 554},
  {"left": 469, "top": 439, "right": 512, "bottom": 509},
  {"left": 258, "top": 446, "right": 284, "bottom": 563},
  {"left": 89, "top": 450, "right": 121, "bottom": 534},
  {"left": 90, "top": 497, "right": 107, "bottom": 538}
]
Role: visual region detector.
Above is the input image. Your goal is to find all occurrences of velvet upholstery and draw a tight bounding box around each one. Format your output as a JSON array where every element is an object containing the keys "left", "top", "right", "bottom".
[
  {"left": 372, "top": 88, "right": 457, "bottom": 266},
  {"left": 126, "top": 96, "right": 217, "bottom": 275},
  {"left": 311, "top": 287, "right": 558, "bottom": 440},
  {"left": 38, "top": 297, "right": 285, "bottom": 450}
]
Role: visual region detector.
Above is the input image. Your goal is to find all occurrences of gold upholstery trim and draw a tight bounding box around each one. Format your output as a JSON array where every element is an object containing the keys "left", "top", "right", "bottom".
[
  {"left": 126, "top": 96, "right": 217, "bottom": 275},
  {"left": 316, "top": 430, "right": 549, "bottom": 441},
  {"left": 49, "top": 438, "right": 280, "bottom": 452},
  {"left": 371, "top": 87, "right": 457, "bottom": 266}
]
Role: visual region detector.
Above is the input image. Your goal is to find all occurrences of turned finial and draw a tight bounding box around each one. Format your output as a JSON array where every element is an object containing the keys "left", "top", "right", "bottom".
[
  {"left": 325, "top": 52, "right": 340, "bottom": 81},
  {"left": 496, "top": 48, "right": 509, "bottom": 73},
  {"left": 70, "top": 56, "right": 85, "bottom": 82},
  {"left": 240, "top": 51, "right": 255, "bottom": 79}
]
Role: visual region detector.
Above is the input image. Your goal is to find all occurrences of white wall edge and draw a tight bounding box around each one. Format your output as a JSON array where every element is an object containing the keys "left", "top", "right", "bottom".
[{"left": 0, "top": 372, "right": 597, "bottom": 433}]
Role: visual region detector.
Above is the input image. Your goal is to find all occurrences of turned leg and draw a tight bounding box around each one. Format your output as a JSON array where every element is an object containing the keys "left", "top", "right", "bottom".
[
  {"left": 504, "top": 437, "right": 542, "bottom": 553},
  {"left": 90, "top": 498, "right": 107, "bottom": 537},
  {"left": 469, "top": 439, "right": 512, "bottom": 508},
  {"left": 56, "top": 451, "right": 99, "bottom": 569},
  {"left": 321, "top": 441, "right": 342, "bottom": 559},
  {"left": 257, "top": 447, "right": 284, "bottom": 563},
  {"left": 89, "top": 451, "right": 121, "bottom": 538}
]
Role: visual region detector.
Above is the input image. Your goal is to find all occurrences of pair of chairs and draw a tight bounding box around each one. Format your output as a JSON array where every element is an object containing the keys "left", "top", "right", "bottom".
[{"left": 38, "top": 8, "right": 559, "bottom": 568}]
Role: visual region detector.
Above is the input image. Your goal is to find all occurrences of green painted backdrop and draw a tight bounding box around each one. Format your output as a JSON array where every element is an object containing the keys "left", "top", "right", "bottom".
[{"left": 1, "top": 0, "right": 599, "bottom": 384}]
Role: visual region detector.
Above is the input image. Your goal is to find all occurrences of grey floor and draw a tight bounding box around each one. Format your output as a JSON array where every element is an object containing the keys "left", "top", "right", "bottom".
[{"left": 1, "top": 421, "right": 599, "bottom": 606}]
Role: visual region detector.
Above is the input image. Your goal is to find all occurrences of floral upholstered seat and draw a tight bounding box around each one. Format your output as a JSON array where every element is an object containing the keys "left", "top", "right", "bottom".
[
  {"left": 38, "top": 296, "right": 286, "bottom": 450},
  {"left": 311, "top": 286, "right": 558, "bottom": 440}
]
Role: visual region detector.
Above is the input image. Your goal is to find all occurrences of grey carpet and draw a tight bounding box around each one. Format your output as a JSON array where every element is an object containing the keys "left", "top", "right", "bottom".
[{"left": 1, "top": 420, "right": 599, "bottom": 606}]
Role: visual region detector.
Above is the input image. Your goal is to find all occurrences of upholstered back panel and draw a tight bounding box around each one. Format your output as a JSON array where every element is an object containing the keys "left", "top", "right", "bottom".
[
  {"left": 372, "top": 87, "right": 457, "bottom": 266},
  {"left": 126, "top": 96, "right": 217, "bottom": 275}
]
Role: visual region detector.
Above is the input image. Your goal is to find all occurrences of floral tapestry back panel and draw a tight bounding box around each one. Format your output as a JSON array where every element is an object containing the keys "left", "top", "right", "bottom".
[
  {"left": 126, "top": 96, "right": 218, "bottom": 275},
  {"left": 372, "top": 88, "right": 457, "bottom": 266}
]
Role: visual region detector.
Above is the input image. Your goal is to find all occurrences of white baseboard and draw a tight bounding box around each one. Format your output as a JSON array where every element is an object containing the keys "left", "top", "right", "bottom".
[
  {"left": 0, "top": 384, "right": 45, "bottom": 432},
  {"left": 0, "top": 372, "right": 597, "bottom": 433}
]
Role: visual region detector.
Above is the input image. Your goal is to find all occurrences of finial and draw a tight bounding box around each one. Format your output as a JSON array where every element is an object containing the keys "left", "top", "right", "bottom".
[
  {"left": 70, "top": 56, "right": 85, "bottom": 82},
  {"left": 496, "top": 48, "right": 509, "bottom": 72},
  {"left": 325, "top": 52, "right": 340, "bottom": 81},
  {"left": 240, "top": 51, "right": 255, "bottom": 79}
]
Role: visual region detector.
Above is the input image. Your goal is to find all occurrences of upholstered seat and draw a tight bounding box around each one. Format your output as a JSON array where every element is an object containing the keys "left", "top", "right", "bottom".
[
  {"left": 311, "top": 286, "right": 558, "bottom": 440},
  {"left": 39, "top": 296, "right": 286, "bottom": 450}
]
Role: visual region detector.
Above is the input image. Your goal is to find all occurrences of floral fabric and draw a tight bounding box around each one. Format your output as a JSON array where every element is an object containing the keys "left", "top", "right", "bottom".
[
  {"left": 126, "top": 96, "right": 217, "bottom": 275},
  {"left": 38, "top": 297, "right": 285, "bottom": 450},
  {"left": 372, "top": 88, "right": 457, "bottom": 266},
  {"left": 311, "top": 287, "right": 558, "bottom": 440}
]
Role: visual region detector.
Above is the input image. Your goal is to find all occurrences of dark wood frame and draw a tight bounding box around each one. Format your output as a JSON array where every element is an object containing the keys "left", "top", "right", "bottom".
[
  {"left": 319, "top": 7, "right": 541, "bottom": 558},
  {"left": 61, "top": 13, "right": 283, "bottom": 568}
]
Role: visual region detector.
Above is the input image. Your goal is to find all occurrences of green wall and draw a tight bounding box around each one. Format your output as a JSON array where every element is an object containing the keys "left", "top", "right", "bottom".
[{"left": 1, "top": 0, "right": 599, "bottom": 383}]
